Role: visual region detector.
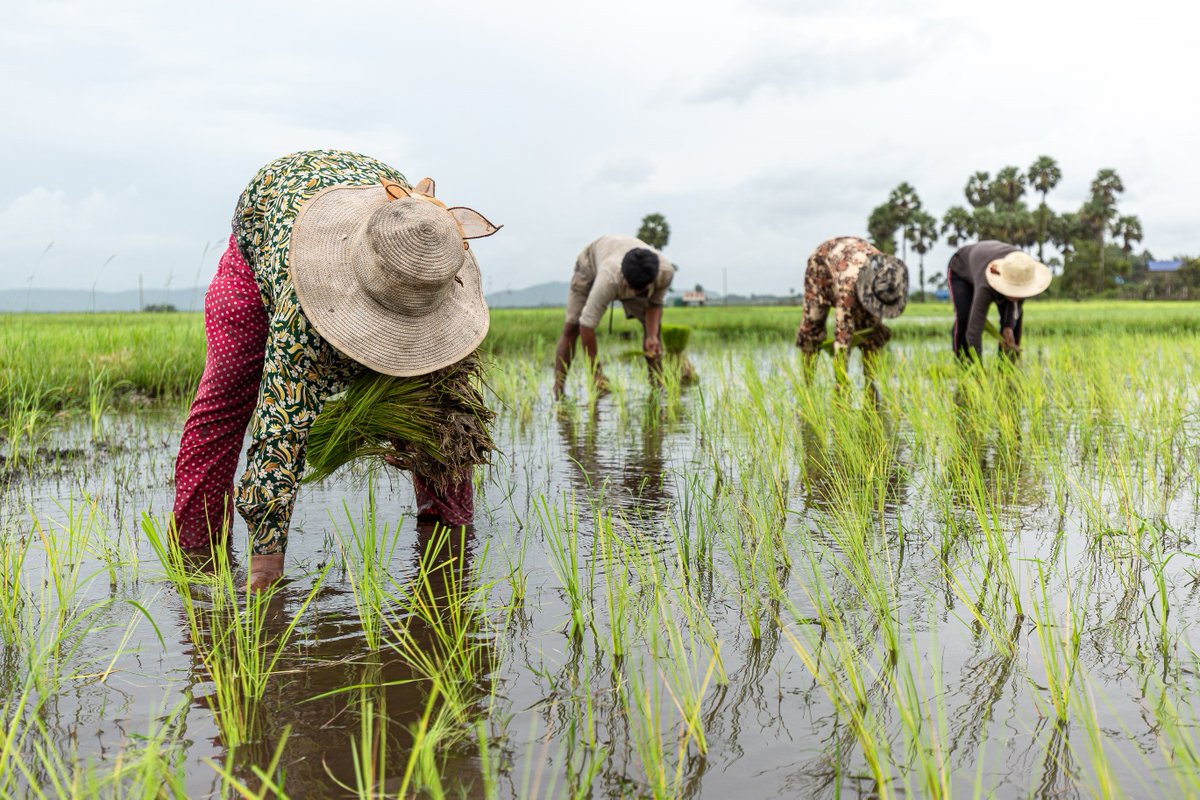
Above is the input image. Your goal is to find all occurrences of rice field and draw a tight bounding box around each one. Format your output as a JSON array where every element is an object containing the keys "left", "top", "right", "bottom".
[{"left": 1, "top": 303, "right": 1199, "bottom": 798}]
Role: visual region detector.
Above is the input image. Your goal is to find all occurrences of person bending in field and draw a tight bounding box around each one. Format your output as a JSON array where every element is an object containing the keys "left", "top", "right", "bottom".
[
  {"left": 795, "top": 236, "right": 909, "bottom": 381},
  {"left": 171, "top": 150, "right": 500, "bottom": 591},
  {"left": 553, "top": 235, "right": 675, "bottom": 398},
  {"left": 947, "top": 241, "right": 1051, "bottom": 361}
]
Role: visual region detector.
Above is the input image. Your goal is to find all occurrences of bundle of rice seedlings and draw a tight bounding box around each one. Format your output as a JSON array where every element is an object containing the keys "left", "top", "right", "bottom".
[
  {"left": 658, "top": 325, "right": 696, "bottom": 384},
  {"left": 304, "top": 353, "right": 495, "bottom": 489},
  {"left": 660, "top": 324, "right": 691, "bottom": 355},
  {"left": 815, "top": 327, "right": 877, "bottom": 355}
]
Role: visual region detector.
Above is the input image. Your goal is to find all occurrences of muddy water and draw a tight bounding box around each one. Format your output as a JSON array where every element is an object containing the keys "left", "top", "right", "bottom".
[{"left": 3, "top": 343, "right": 1200, "bottom": 798}]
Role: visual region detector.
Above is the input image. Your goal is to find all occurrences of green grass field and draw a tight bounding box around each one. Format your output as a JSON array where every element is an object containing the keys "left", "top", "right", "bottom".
[{"left": 3, "top": 301, "right": 1199, "bottom": 416}]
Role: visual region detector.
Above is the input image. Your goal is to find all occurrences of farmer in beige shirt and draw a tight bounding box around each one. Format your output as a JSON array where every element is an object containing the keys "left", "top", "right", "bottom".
[{"left": 554, "top": 235, "right": 675, "bottom": 397}]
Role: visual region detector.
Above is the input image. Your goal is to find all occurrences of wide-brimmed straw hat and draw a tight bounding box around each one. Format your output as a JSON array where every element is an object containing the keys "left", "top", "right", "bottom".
[
  {"left": 856, "top": 253, "right": 909, "bottom": 320},
  {"left": 985, "top": 251, "right": 1052, "bottom": 299},
  {"left": 290, "top": 180, "right": 499, "bottom": 376}
]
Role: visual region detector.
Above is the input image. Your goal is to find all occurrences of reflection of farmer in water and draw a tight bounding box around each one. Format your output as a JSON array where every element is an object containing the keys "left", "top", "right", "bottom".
[
  {"left": 947, "top": 241, "right": 1051, "bottom": 361},
  {"left": 170, "top": 150, "right": 499, "bottom": 591},
  {"left": 554, "top": 235, "right": 676, "bottom": 398},
  {"left": 555, "top": 402, "right": 674, "bottom": 516},
  {"left": 182, "top": 523, "right": 488, "bottom": 794},
  {"left": 795, "top": 237, "right": 909, "bottom": 380}
]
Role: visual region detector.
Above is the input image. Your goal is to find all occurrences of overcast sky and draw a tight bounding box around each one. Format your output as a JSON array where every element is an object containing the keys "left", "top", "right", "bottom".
[{"left": 2, "top": 0, "right": 1196, "bottom": 296}]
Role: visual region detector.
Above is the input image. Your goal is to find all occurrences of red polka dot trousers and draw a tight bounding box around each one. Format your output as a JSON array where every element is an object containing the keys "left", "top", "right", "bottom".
[{"left": 172, "top": 236, "right": 475, "bottom": 551}]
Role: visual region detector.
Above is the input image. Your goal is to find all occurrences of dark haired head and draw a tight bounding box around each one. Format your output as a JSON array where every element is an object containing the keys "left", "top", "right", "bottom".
[{"left": 621, "top": 248, "right": 660, "bottom": 291}]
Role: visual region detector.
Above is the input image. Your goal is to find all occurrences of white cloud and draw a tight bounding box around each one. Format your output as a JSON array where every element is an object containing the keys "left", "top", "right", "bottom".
[
  {"left": 592, "top": 157, "right": 657, "bottom": 188},
  {"left": 0, "top": 0, "right": 1195, "bottom": 293}
]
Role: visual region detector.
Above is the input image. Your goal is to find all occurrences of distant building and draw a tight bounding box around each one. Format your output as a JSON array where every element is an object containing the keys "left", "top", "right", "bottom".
[
  {"left": 1148, "top": 260, "right": 1184, "bottom": 273},
  {"left": 681, "top": 290, "right": 707, "bottom": 307}
]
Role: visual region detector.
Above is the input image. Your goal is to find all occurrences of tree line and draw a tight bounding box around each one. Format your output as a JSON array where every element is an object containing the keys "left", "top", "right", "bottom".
[{"left": 866, "top": 157, "right": 1164, "bottom": 299}]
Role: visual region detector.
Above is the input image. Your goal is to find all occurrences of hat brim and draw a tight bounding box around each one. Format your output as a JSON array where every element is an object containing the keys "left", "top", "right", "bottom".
[
  {"left": 290, "top": 185, "right": 490, "bottom": 377},
  {"left": 856, "top": 254, "right": 909, "bottom": 320},
  {"left": 985, "top": 263, "right": 1052, "bottom": 299}
]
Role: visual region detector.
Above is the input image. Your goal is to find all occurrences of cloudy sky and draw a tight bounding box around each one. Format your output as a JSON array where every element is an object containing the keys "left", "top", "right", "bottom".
[{"left": 1, "top": 0, "right": 1195, "bottom": 296}]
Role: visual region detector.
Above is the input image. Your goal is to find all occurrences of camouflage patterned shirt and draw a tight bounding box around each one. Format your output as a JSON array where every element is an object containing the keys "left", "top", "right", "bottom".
[{"left": 795, "top": 236, "right": 892, "bottom": 356}]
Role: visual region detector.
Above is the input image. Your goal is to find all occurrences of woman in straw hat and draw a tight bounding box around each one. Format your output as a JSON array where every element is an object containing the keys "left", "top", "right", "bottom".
[
  {"left": 171, "top": 150, "right": 499, "bottom": 590},
  {"left": 947, "top": 241, "right": 1051, "bottom": 360},
  {"left": 795, "top": 236, "right": 909, "bottom": 381}
]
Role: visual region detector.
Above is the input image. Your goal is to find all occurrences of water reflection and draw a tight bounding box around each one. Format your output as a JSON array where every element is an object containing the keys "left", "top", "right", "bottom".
[
  {"left": 797, "top": 390, "right": 909, "bottom": 516},
  {"left": 555, "top": 398, "right": 676, "bottom": 523},
  {"left": 179, "top": 522, "right": 489, "bottom": 798}
]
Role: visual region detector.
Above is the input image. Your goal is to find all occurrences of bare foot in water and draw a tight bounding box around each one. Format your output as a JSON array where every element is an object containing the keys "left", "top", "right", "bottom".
[{"left": 247, "top": 553, "right": 285, "bottom": 592}]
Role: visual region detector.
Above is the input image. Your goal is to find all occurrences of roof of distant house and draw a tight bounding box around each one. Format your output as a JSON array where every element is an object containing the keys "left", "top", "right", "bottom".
[{"left": 1148, "top": 259, "right": 1185, "bottom": 272}]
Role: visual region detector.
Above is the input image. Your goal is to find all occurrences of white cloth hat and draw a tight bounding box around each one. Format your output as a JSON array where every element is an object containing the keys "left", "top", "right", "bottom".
[
  {"left": 985, "top": 251, "right": 1052, "bottom": 299},
  {"left": 290, "top": 185, "right": 490, "bottom": 376}
]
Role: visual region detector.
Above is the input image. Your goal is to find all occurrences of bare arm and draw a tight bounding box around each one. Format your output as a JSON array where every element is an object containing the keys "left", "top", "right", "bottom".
[
  {"left": 643, "top": 305, "right": 663, "bottom": 356},
  {"left": 965, "top": 287, "right": 994, "bottom": 358},
  {"left": 580, "top": 326, "right": 599, "bottom": 364}
]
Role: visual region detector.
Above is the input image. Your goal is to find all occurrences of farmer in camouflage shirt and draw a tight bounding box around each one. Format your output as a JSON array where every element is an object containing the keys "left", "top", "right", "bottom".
[{"left": 795, "top": 237, "right": 909, "bottom": 379}]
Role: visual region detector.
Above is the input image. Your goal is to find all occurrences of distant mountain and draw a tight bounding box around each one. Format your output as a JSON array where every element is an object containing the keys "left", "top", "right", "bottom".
[
  {"left": 0, "top": 281, "right": 785, "bottom": 314},
  {"left": 0, "top": 287, "right": 208, "bottom": 313},
  {"left": 485, "top": 281, "right": 569, "bottom": 309}
]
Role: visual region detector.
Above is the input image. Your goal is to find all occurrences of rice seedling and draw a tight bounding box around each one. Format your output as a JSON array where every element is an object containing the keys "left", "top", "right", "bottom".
[
  {"left": 535, "top": 496, "right": 593, "bottom": 640},
  {"left": 331, "top": 490, "right": 403, "bottom": 651},
  {"left": 381, "top": 524, "right": 496, "bottom": 724},
  {"left": 304, "top": 353, "right": 495, "bottom": 486},
  {"left": 143, "top": 515, "right": 329, "bottom": 748},
  {"left": 5, "top": 305, "right": 1200, "bottom": 797}
]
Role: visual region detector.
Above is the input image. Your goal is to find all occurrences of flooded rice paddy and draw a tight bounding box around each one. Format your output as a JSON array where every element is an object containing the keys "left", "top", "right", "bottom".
[{"left": 2, "top": 337, "right": 1200, "bottom": 798}]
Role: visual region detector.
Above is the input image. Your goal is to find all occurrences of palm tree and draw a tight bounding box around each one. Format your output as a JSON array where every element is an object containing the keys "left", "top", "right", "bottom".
[
  {"left": 940, "top": 206, "right": 976, "bottom": 248},
  {"left": 1028, "top": 156, "right": 1062, "bottom": 262},
  {"left": 905, "top": 210, "right": 939, "bottom": 302},
  {"left": 1048, "top": 211, "right": 1080, "bottom": 273},
  {"left": 1087, "top": 168, "right": 1125, "bottom": 274},
  {"left": 1111, "top": 214, "right": 1143, "bottom": 252},
  {"left": 637, "top": 213, "right": 670, "bottom": 249},
  {"left": 887, "top": 183, "right": 921, "bottom": 264},
  {"left": 868, "top": 203, "right": 901, "bottom": 254},
  {"left": 989, "top": 166, "right": 1026, "bottom": 207},
  {"left": 1090, "top": 168, "right": 1125, "bottom": 207},
  {"left": 964, "top": 171, "right": 992, "bottom": 209}
]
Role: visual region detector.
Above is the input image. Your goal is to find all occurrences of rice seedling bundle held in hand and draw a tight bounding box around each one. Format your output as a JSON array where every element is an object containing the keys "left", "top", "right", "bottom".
[{"left": 305, "top": 353, "right": 495, "bottom": 489}]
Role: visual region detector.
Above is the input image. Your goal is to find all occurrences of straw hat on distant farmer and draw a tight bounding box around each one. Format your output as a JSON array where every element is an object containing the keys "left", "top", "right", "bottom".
[
  {"left": 290, "top": 178, "right": 498, "bottom": 376},
  {"left": 984, "top": 251, "right": 1052, "bottom": 299},
  {"left": 947, "top": 240, "right": 1050, "bottom": 361},
  {"left": 170, "top": 150, "right": 500, "bottom": 593},
  {"left": 856, "top": 253, "right": 909, "bottom": 320},
  {"left": 795, "top": 236, "right": 908, "bottom": 383}
]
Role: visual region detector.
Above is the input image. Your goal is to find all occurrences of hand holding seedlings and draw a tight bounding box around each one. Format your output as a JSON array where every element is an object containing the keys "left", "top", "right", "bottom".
[{"left": 999, "top": 326, "right": 1022, "bottom": 355}]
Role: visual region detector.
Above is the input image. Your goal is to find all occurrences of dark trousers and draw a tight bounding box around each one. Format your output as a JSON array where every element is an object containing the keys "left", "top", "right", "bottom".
[{"left": 948, "top": 269, "right": 1022, "bottom": 359}]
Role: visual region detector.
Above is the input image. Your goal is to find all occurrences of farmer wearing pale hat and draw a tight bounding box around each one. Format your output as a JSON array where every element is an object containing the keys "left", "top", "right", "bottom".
[
  {"left": 553, "top": 235, "right": 675, "bottom": 397},
  {"left": 171, "top": 150, "right": 499, "bottom": 590},
  {"left": 795, "top": 236, "right": 909, "bottom": 379},
  {"left": 947, "top": 241, "right": 1051, "bottom": 360}
]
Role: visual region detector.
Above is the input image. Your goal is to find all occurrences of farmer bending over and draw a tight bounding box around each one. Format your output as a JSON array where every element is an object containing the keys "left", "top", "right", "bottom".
[
  {"left": 947, "top": 241, "right": 1051, "bottom": 361},
  {"left": 171, "top": 150, "right": 499, "bottom": 590},
  {"left": 553, "top": 235, "right": 675, "bottom": 397},
  {"left": 795, "top": 237, "right": 908, "bottom": 381}
]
